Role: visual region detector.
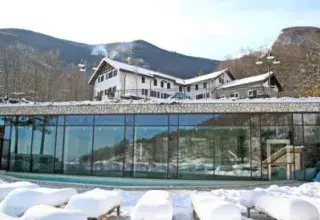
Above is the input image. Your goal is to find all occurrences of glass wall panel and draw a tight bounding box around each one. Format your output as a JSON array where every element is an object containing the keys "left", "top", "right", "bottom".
[
  {"left": 179, "top": 126, "right": 214, "bottom": 180},
  {"left": 0, "top": 116, "right": 5, "bottom": 139},
  {"left": 261, "top": 126, "right": 294, "bottom": 180},
  {"left": 65, "top": 115, "right": 94, "bottom": 126},
  {"left": 169, "top": 115, "right": 178, "bottom": 126},
  {"left": 251, "top": 125, "right": 261, "bottom": 179},
  {"left": 134, "top": 126, "right": 168, "bottom": 178},
  {"left": 123, "top": 126, "right": 134, "bottom": 176},
  {"left": 234, "top": 114, "right": 251, "bottom": 126},
  {"left": 95, "top": 115, "right": 125, "bottom": 126},
  {"left": 261, "top": 114, "right": 292, "bottom": 125},
  {"left": 92, "top": 126, "right": 124, "bottom": 176},
  {"left": 57, "top": 116, "right": 65, "bottom": 126},
  {"left": 31, "top": 126, "right": 56, "bottom": 173},
  {"left": 168, "top": 126, "right": 178, "bottom": 178},
  {"left": 303, "top": 114, "right": 320, "bottom": 125},
  {"left": 179, "top": 114, "right": 214, "bottom": 126},
  {"left": 55, "top": 127, "right": 64, "bottom": 173},
  {"left": 63, "top": 127, "right": 93, "bottom": 174},
  {"left": 10, "top": 126, "right": 33, "bottom": 172},
  {"left": 293, "top": 114, "right": 302, "bottom": 125},
  {"left": 135, "top": 115, "right": 168, "bottom": 126},
  {"left": 303, "top": 126, "right": 320, "bottom": 180},
  {"left": 214, "top": 126, "right": 250, "bottom": 179}
]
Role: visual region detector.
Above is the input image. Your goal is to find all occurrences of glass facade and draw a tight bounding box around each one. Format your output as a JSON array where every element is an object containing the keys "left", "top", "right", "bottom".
[{"left": 0, "top": 113, "right": 319, "bottom": 181}]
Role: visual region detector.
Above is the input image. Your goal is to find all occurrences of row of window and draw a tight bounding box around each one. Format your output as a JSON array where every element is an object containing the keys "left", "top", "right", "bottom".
[
  {"left": 97, "top": 70, "right": 118, "bottom": 83},
  {"left": 96, "top": 87, "right": 117, "bottom": 98},
  {"left": 141, "top": 77, "right": 210, "bottom": 91},
  {"left": 218, "top": 90, "right": 258, "bottom": 99}
]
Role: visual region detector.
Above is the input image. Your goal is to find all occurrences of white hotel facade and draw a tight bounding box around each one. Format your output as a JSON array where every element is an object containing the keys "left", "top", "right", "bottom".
[{"left": 88, "top": 58, "right": 282, "bottom": 100}]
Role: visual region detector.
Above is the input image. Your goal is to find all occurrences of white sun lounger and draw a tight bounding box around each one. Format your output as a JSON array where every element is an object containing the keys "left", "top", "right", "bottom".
[
  {"left": 0, "top": 181, "right": 39, "bottom": 201},
  {"left": 192, "top": 192, "right": 241, "bottom": 220},
  {"left": 22, "top": 205, "right": 87, "bottom": 220},
  {"left": 0, "top": 187, "right": 77, "bottom": 217},
  {"left": 131, "top": 190, "right": 173, "bottom": 220},
  {"left": 255, "top": 195, "right": 319, "bottom": 220},
  {"left": 65, "top": 188, "right": 123, "bottom": 219}
]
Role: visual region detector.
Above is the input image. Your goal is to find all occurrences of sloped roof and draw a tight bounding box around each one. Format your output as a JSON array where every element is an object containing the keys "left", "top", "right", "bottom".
[
  {"left": 88, "top": 58, "right": 232, "bottom": 85},
  {"left": 217, "top": 72, "right": 282, "bottom": 90}
]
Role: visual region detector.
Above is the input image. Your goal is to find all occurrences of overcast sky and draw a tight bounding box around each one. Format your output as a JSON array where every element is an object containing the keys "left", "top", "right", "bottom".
[{"left": 1, "top": 0, "right": 319, "bottom": 60}]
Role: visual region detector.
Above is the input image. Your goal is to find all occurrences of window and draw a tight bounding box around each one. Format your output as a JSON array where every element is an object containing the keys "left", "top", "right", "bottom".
[
  {"left": 161, "top": 81, "right": 164, "bottom": 88},
  {"left": 157, "top": 92, "right": 160, "bottom": 98},
  {"left": 154, "top": 79, "right": 158, "bottom": 86},
  {"left": 187, "top": 86, "right": 190, "bottom": 92},
  {"left": 203, "top": 82, "right": 207, "bottom": 89},
  {"left": 196, "top": 94, "right": 204, "bottom": 99},
  {"left": 179, "top": 86, "right": 182, "bottom": 92},
  {"left": 233, "top": 92, "right": 239, "bottom": 98},
  {"left": 142, "top": 77, "right": 145, "bottom": 83},
  {"left": 142, "top": 89, "right": 148, "bottom": 96},
  {"left": 113, "top": 86, "right": 116, "bottom": 92},
  {"left": 108, "top": 72, "right": 113, "bottom": 78},
  {"left": 167, "top": 83, "right": 171, "bottom": 89},
  {"left": 219, "top": 75, "right": 224, "bottom": 83},
  {"left": 161, "top": 93, "right": 164, "bottom": 99},
  {"left": 98, "top": 76, "right": 101, "bottom": 83},
  {"left": 113, "top": 70, "right": 117, "bottom": 77},
  {"left": 195, "top": 84, "right": 198, "bottom": 90},
  {"left": 100, "top": 75, "right": 104, "bottom": 82},
  {"left": 248, "top": 90, "right": 257, "bottom": 98},
  {"left": 104, "top": 89, "right": 108, "bottom": 95}
]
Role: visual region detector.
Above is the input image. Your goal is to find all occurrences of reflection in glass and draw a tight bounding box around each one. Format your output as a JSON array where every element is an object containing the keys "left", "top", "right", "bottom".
[
  {"left": 261, "top": 126, "right": 294, "bottom": 180},
  {"left": 63, "top": 127, "right": 93, "bottom": 174},
  {"left": 303, "top": 126, "right": 320, "bottom": 180},
  {"left": 93, "top": 126, "right": 124, "bottom": 176},
  {"left": 123, "top": 126, "right": 134, "bottom": 176},
  {"left": 214, "top": 127, "right": 250, "bottom": 179},
  {"left": 134, "top": 126, "right": 168, "bottom": 178},
  {"left": 168, "top": 126, "right": 178, "bottom": 178},
  {"left": 179, "top": 126, "right": 214, "bottom": 180},
  {"left": 94, "top": 115, "right": 125, "bottom": 126},
  {"left": 65, "top": 115, "right": 94, "bottom": 126},
  {"left": 55, "top": 127, "right": 64, "bottom": 173},
  {"left": 32, "top": 126, "right": 56, "bottom": 173},
  {"left": 10, "top": 126, "right": 33, "bottom": 172},
  {"left": 135, "top": 115, "right": 168, "bottom": 126},
  {"left": 303, "top": 114, "right": 320, "bottom": 125},
  {"left": 179, "top": 114, "right": 214, "bottom": 126}
]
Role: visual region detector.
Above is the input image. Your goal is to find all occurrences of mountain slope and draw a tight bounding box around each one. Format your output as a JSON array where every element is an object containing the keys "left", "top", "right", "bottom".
[
  {"left": 217, "top": 26, "right": 320, "bottom": 97},
  {"left": 0, "top": 29, "right": 219, "bottom": 78}
]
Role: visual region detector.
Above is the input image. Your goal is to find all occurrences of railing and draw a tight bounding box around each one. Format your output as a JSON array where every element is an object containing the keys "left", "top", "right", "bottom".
[{"left": 0, "top": 86, "right": 284, "bottom": 103}]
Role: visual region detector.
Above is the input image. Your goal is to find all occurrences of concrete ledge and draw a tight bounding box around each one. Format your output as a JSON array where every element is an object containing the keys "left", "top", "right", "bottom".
[{"left": 0, "top": 101, "right": 319, "bottom": 115}]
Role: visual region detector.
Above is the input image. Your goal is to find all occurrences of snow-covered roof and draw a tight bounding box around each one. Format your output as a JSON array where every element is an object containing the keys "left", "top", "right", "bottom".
[
  {"left": 88, "top": 58, "right": 231, "bottom": 85},
  {"left": 217, "top": 72, "right": 275, "bottom": 90}
]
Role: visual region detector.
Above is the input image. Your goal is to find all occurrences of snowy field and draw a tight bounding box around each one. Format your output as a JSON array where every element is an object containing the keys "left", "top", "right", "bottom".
[{"left": 0, "top": 178, "right": 319, "bottom": 219}]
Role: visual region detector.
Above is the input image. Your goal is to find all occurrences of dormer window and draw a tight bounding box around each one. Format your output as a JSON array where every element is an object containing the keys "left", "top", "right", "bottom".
[
  {"left": 167, "top": 83, "right": 171, "bottom": 89},
  {"left": 154, "top": 79, "right": 158, "bottom": 86},
  {"left": 100, "top": 75, "right": 104, "bottom": 82},
  {"left": 142, "top": 77, "right": 145, "bottom": 83},
  {"left": 161, "top": 81, "right": 164, "bottom": 88},
  {"left": 195, "top": 84, "right": 198, "bottom": 90}
]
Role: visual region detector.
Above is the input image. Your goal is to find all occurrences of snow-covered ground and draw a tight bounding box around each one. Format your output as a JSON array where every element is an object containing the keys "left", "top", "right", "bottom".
[
  {"left": 0, "top": 97, "right": 320, "bottom": 108},
  {"left": 0, "top": 179, "right": 320, "bottom": 219}
]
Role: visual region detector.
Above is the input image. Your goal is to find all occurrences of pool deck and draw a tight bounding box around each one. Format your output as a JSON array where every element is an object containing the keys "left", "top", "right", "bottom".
[{"left": 1, "top": 171, "right": 305, "bottom": 191}]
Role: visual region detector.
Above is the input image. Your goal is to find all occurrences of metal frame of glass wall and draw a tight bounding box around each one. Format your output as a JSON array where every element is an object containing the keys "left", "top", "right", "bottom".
[{"left": 0, "top": 113, "right": 319, "bottom": 181}]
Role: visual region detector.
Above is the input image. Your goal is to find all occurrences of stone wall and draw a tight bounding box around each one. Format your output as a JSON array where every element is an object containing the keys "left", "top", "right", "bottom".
[{"left": 0, "top": 101, "right": 319, "bottom": 115}]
